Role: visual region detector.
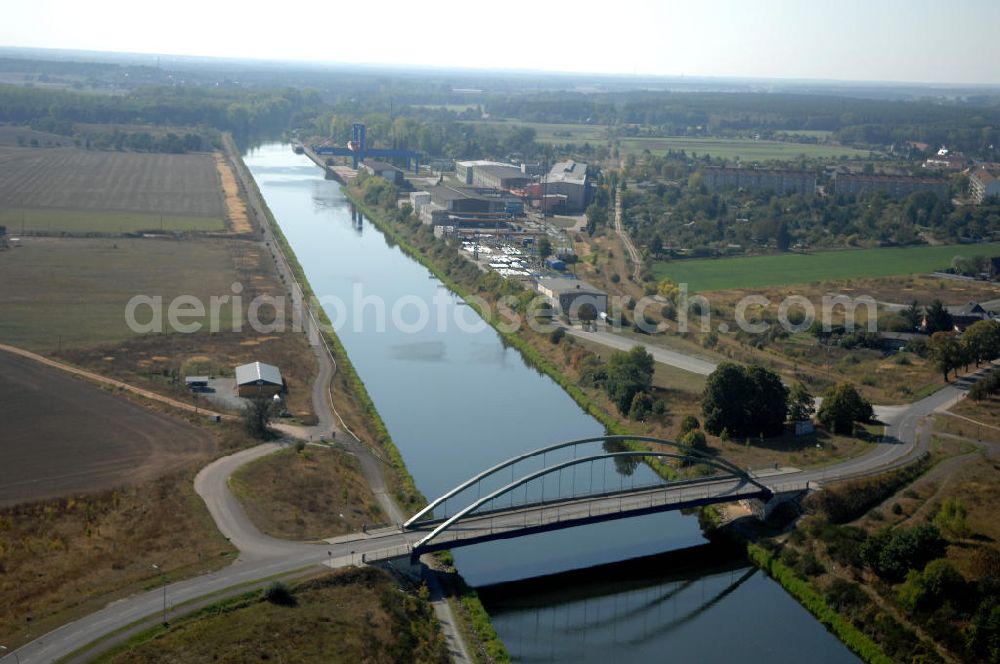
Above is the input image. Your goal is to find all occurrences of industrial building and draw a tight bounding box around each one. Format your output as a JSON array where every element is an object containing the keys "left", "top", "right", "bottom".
[
  {"left": 427, "top": 185, "right": 522, "bottom": 215},
  {"left": 235, "top": 361, "right": 283, "bottom": 398},
  {"left": 456, "top": 160, "right": 508, "bottom": 185},
  {"left": 541, "top": 160, "right": 590, "bottom": 212},
  {"left": 473, "top": 163, "right": 533, "bottom": 190},
  {"left": 536, "top": 276, "right": 608, "bottom": 319},
  {"left": 970, "top": 168, "right": 1000, "bottom": 203},
  {"left": 362, "top": 160, "right": 405, "bottom": 185},
  {"left": 454, "top": 160, "right": 535, "bottom": 190},
  {"left": 833, "top": 172, "right": 949, "bottom": 200},
  {"left": 701, "top": 167, "right": 817, "bottom": 195}
]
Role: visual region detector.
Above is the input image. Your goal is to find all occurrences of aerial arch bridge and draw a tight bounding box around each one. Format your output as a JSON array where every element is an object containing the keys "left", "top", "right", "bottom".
[{"left": 403, "top": 435, "right": 773, "bottom": 557}]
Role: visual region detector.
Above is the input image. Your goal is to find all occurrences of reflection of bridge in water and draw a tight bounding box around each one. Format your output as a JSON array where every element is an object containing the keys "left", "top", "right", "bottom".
[
  {"left": 476, "top": 543, "right": 760, "bottom": 661},
  {"left": 402, "top": 436, "right": 773, "bottom": 558}
]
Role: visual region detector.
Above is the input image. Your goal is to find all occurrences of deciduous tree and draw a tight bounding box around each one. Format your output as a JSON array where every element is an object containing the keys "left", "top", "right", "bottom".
[
  {"left": 817, "top": 383, "right": 873, "bottom": 435},
  {"left": 701, "top": 363, "right": 788, "bottom": 438},
  {"left": 605, "top": 346, "right": 655, "bottom": 415}
]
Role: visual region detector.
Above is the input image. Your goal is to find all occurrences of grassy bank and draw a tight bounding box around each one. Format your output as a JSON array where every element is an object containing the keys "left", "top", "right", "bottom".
[
  {"left": 434, "top": 551, "right": 511, "bottom": 664},
  {"left": 747, "top": 542, "right": 893, "bottom": 664},
  {"left": 229, "top": 446, "right": 386, "bottom": 539},
  {"left": 95, "top": 567, "right": 449, "bottom": 663}
]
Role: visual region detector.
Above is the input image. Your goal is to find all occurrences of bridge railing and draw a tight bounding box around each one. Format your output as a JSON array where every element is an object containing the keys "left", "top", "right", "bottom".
[
  {"left": 405, "top": 435, "right": 764, "bottom": 528},
  {"left": 413, "top": 452, "right": 771, "bottom": 552},
  {"left": 416, "top": 482, "right": 768, "bottom": 551}
]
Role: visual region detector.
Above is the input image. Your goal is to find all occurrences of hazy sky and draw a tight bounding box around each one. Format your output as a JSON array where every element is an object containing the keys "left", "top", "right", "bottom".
[{"left": 3, "top": 0, "right": 999, "bottom": 85}]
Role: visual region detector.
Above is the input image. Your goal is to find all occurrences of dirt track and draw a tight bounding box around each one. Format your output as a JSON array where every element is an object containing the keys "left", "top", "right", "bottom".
[{"left": 0, "top": 349, "right": 215, "bottom": 506}]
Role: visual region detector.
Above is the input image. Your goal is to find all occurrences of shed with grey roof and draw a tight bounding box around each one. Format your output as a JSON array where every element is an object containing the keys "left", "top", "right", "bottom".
[
  {"left": 536, "top": 276, "right": 608, "bottom": 319},
  {"left": 235, "top": 361, "right": 284, "bottom": 398}
]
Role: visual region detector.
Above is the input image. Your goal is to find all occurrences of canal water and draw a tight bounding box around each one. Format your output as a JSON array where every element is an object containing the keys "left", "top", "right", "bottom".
[{"left": 243, "top": 143, "right": 856, "bottom": 663}]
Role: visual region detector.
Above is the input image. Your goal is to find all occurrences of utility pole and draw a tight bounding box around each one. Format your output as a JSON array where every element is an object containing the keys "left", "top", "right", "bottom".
[{"left": 152, "top": 564, "right": 167, "bottom": 625}]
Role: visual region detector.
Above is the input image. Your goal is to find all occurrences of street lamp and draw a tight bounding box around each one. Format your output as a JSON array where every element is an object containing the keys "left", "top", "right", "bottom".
[
  {"left": 152, "top": 564, "right": 167, "bottom": 626},
  {"left": 0, "top": 644, "right": 20, "bottom": 664}
]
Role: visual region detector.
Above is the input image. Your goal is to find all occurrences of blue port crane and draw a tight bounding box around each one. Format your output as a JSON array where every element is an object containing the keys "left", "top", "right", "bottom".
[{"left": 312, "top": 123, "right": 421, "bottom": 172}]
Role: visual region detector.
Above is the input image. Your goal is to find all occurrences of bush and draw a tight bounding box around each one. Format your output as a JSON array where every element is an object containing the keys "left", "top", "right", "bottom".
[
  {"left": 860, "top": 524, "right": 947, "bottom": 581},
  {"left": 934, "top": 497, "right": 971, "bottom": 538},
  {"left": 966, "top": 597, "right": 1000, "bottom": 662},
  {"left": 681, "top": 429, "right": 708, "bottom": 450},
  {"left": 263, "top": 581, "right": 296, "bottom": 606},
  {"left": 906, "top": 336, "right": 930, "bottom": 358},
  {"left": 679, "top": 415, "right": 701, "bottom": 435},
  {"left": 628, "top": 391, "right": 654, "bottom": 421},
  {"left": 896, "top": 558, "right": 966, "bottom": 613},
  {"left": 549, "top": 326, "right": 566, "bottom": 344}
]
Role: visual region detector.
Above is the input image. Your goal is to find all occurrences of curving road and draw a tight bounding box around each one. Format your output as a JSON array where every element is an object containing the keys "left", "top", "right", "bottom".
[{"left": 7, "top": 357, "right": 992, "bottom": 663}]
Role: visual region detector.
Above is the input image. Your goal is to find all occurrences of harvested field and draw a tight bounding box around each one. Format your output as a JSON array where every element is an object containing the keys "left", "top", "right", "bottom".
[
  {"left": 0, "top": 233, "right": 317, "bottom": 421},
  {"left": 0, "top": 237, "right": 243, "bottom": 350},
  {"left": 0, "top": 349, "right": 216, "bottom": 506},
  {"left": 0, "top": 146, "right": 225, "bottom": 231},
  {"left": 0, "top": 207, "right": 223, "bottom": 234},
  {"left": 619, "top": 135, "right": 870, "bottom": 160},
  {"left": 214, "top": 152, "right": 252, "bottom": 233}
]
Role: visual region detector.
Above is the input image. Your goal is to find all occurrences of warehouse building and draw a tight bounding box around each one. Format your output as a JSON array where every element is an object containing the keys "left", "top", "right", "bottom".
[
  {"left": 456, "top": 160, "right": 507, "bottom": 185},
  {"left": 409, "top": 191, "right": 432, "bottom": 212},
  {"left": 536, "top": 276, "right": 608, "bottom": 319},
  {"left": 473, "top": 163, "right": 533, "bottom": 190},
  {"left": 235, "top": 361, "right": 284, "bottom": 398},
  {"left": 542, "top": 160, "right": 590, "bottom": 212}
]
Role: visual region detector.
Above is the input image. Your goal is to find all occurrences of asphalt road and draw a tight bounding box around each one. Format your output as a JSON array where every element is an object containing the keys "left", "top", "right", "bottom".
[
  {"left": 559, "top": 322, "right": 719, "bottom": 375},
  {"left": 9, "top": 358, "right": 992, "bottom": 664}
]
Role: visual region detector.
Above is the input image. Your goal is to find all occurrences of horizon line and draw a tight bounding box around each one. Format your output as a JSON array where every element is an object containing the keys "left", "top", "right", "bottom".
[{"left": 2, "top": 44, "right": 999, "bottom": 91}]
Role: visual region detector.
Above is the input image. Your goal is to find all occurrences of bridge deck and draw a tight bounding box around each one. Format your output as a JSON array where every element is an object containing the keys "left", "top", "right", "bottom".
[{"left": 410, "top": 477, "right": 771, "bottom": 554}]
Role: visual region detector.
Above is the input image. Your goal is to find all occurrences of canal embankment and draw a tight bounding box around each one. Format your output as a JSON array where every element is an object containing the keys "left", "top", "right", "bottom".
[{"left": 231, "top": 139, "right": 508, "bottom": 662}]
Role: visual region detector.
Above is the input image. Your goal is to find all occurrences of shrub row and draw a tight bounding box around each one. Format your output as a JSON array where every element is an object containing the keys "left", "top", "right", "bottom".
[
  {"left": 747, "top": 543, "right": 893, "bottom": 664},
  {"left": 802, "top": 453, "right": 931, "bottom": 523}
]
